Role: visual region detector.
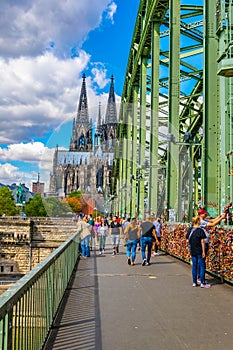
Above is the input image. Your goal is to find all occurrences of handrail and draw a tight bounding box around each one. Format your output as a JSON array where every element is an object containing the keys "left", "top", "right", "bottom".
[{"left": 0, "top": 230, "right": 81, "bottom": 350}]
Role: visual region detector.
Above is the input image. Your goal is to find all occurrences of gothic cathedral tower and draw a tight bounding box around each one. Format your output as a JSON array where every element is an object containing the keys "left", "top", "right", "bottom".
[
  {"left": 70, "top": 74, "right": 92, "bottom": 152},
  {"left": 49, "top": 74, "right": 118, "bottom": 208}
]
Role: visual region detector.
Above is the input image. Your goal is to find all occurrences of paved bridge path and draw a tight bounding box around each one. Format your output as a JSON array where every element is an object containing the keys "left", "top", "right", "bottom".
[{"left": 44, "top": 240, "right": 233, "bottom": 350}]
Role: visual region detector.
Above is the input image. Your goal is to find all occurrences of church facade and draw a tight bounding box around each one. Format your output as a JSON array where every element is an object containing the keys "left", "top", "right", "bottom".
[{"left": 49, "top": 74, "right": 118, "bottom": 207}]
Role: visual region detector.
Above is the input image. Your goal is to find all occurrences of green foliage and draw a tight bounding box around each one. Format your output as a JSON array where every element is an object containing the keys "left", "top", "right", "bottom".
[
  {"left": 0, "top": 186, "right": 19, "bottom": 216},
  {"left": 67, "top": 190, "right": 82, "bottom": 199},
  {"left": 24, "top": 195, "right": 71, "bottom": 217},
  {"left": 44, "top": 197, "right": 70, "bottom": 217},
  {"left": 24, "top": 194, "right": 47, "bottom": 217}
]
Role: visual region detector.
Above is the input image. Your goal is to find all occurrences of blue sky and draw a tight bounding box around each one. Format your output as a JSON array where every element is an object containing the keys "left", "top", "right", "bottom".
[{"left": 0, "top": 0, "right": 140, "bottom": 190}]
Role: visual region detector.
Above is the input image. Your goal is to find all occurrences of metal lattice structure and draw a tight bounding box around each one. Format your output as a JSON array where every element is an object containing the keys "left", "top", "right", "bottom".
[{"left": 111, "top": 0, "right": 233, "bottom": 221}]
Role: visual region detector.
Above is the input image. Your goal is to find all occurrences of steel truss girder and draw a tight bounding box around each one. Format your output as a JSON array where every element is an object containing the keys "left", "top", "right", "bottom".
[{"left": 112, "top": 0, "right": 225, "bottom": 221}]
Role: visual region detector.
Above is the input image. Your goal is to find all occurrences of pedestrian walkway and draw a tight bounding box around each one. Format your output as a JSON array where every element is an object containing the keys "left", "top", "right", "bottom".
[{"left": 43, "top": 239, "right": 233, "bottom": 350}]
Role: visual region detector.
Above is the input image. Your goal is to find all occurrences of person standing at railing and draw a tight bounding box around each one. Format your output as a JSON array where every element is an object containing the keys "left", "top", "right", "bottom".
[
  {"left": 198, "top": 208, "right": 226, "bottom": 254},
  {"left": 197, "top": 208, "right": 226, "bottom": 284},
  {"left": 78, "top": 218, "right": 92, "bottom": 258},
  {"left": 186, "top": 216, "right": 210, "bottom": 288}
]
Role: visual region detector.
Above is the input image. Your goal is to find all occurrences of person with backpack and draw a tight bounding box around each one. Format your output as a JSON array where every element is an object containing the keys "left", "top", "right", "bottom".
[
  {"left": 186, "top": 216, "right": 210, "bottom": 288},
  {"left": 140, "top": 215, "right": 159, "bottom": 266}
]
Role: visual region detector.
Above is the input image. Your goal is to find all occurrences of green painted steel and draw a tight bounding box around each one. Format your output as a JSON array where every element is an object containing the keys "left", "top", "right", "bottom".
[
  {"left": 202, "top": 0, "right": 220, "bottom": 216},
  {"left": 217, "top": 2, "right": 233, "bottom": 211},
  {"left": 0, "top": 232, "right": 80, "bottom": 350},
  {"left": 131, "top": 87, "right": 139, "bottom": 217},
  {"left": 112, "top": 0, "right": 233, "bottom": 222},
  {"left": 138, "top": 56, "right": 147, "bottom": 219},
  {"left": 167, "top": 0, "right": 181, "bottom": 221},
  {"left": 149, "top": 21, "right": 160, "bottom": 215}
]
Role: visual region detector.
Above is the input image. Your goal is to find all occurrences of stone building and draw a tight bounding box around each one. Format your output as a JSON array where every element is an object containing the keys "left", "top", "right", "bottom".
[{"left": 49, "top": 74, "right": 118, "bottom": 208}]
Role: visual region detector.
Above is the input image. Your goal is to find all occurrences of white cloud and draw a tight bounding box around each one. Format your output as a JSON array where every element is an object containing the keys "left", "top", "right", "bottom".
[
  {"left": 0, "top": 142, "right": 52, "bottom": 163},
  {"left": 0, "top": 163, "right": 20, "bottom": 183},
  {"left": 0, "top": 142, "right": 55, "bottom": 191},
  {"left": 105, "top": 2, "right": 117, "bottom": 24},
  {"left": 0, "top": 51, "right": 92, "bottom": 144},
  {"left": 0, "top": 0, "right": 120, "bottom": 191},
  {"left": 0, "top": 162, "right": 37, "bottom": 190},
  {"left": 92, "top": 68, "right": 109, "bottom": 88},
  {"left": 0, "top": 0, "right": 110, "bottom": 57}
]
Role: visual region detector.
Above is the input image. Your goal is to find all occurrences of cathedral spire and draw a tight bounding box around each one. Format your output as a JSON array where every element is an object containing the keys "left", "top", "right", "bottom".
[
  {"left": 105, "top": 75, "right": 117, "bottom": 124},
  {"left": 77, "top": 73, "right": 89, "bottom": 124}
]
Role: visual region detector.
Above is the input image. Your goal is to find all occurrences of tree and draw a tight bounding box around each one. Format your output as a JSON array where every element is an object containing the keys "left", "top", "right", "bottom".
[
  {"left": 0, "top": 186, "right": 19, "bottom": 216},
  {"left": 24, "top": 195, "right": 72, "bottom": 217},
  {"left": 68, "top": 190, "right": 82, "bottom": 199},
  {"left": 63, "top": 196, "right": 82, "bottom": 213},
  {"left": 44, "top": 197, "right": 70, "bottom": 217},
  {"left": 24, "top": 194, "right": 47, "bottom": 217}
]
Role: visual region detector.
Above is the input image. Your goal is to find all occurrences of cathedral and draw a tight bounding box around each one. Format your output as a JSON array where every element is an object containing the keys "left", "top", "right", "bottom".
[{"left": 49, "top": 74, "right": 118, "bottom": 206}]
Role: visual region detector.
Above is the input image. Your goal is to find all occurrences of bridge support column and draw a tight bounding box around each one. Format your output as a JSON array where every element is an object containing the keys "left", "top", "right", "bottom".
[
  {"left": 149, "top": 20, "right": 160, "bottom": 216},
  {"left": 138, "top": 56, "right": 147, "bottom": 219},
  {"left": 202, "top": 0, "right": 220, "bottom": 215},
  {"left": 166, "top": 0, "right": 181, "bottom": 221}
]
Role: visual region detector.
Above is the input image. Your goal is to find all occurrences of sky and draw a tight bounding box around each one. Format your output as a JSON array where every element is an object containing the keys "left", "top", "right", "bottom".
[{"left": 0, "top": 0, "right": 140, "bottom": 191}]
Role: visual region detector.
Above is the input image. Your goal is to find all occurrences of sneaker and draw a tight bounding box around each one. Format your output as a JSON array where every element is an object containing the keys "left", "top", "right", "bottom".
[
  {"left": 112, "top": 251, "right": 116, "bottom": 256},
  {"left": 142, "top": 259, "right": 146, "bottom": 266},
  {"left": 145, "top": 262, "right": 151, "bottom": 266},
  {"left": 201, "top": 283, "right": 211, "bottom": 289},
  {"left": 151, "top": 252, "right": 156, "bottom": 257},
  {"left": 192, "top": 283, "right": 197, "bottom": 287},
  {"left": 155, "top": 252, "right": 159, "bottom": 256},
  {"left": 99, "top": 251, "right": 102, "bottom": 255},
  {"left": 127, "top": 257, "right": 131, "bottom": 265}
]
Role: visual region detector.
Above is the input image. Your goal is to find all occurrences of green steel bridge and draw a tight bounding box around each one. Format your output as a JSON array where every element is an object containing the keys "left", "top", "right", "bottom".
[
  {"left": 110, "top": 0, "right": 233, "bottom": 222},
  {"left": 1, "top": 1, "right": 233, "bottom": 349}
]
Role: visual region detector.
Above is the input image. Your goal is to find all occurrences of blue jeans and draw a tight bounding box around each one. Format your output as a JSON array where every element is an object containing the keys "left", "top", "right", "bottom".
[
  {"left": 140, "top": 236, "right": 153, "bottom": 262},
  {"left": 81, "top": 235, "right": 91, "bottom": 257},
  {"left": 191, "top": 254, "right": 205, "bottom": 284},
  {"left": 98, "top": 235, "right": 106, "bottom": 251},
  {"left": 126, "top": 239, "right": 138, "bottom": 262}
]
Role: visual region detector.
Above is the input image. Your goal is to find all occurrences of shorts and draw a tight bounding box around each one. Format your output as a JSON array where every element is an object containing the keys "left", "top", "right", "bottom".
[{"left": 111, "top": 234, "right": 120, "bottom": 247}]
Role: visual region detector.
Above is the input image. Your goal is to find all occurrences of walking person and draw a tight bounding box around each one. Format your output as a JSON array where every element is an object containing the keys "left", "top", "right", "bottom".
[
  {"left": 140, "top": 215, "right": 159, "bottom": 266},
  {"left": 88, "top": 214, "right": 95, "bottom": 250},
  {"left": 124, "top": 218, "right": 141, "bottom": 265},
  {"left": 186, "top": 216, "right": 210, "bottom": 288},
  {"left": 79, "top": 217, "right": 92, "bottom": 258},
  {"left": 152, "top": 217, "right": 162, "bottom": 256},
  {"left": 97, "top": 220, "right": 109, "bottom": 255},
  {"left": 110, "top": 216, "right": 122, "bottom": 255}
]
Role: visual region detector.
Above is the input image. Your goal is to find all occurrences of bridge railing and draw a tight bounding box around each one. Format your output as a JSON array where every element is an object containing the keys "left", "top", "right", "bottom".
[
  {"left": 0, "top": 230, "right": 81, "bottom": 350},
  {"left": 161, "top": 223, "right": 233, "bottom": 284}
]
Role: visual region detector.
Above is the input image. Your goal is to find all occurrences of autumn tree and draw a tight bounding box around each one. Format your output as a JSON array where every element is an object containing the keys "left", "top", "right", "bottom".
[{"left": 63, "top": 196, "right": 82, "bottom": 213}]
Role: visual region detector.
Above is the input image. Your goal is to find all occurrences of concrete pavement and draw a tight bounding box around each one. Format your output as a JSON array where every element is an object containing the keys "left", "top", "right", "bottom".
[{"left": 43, "top": 240, "right": 233, "bottom": 350}]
